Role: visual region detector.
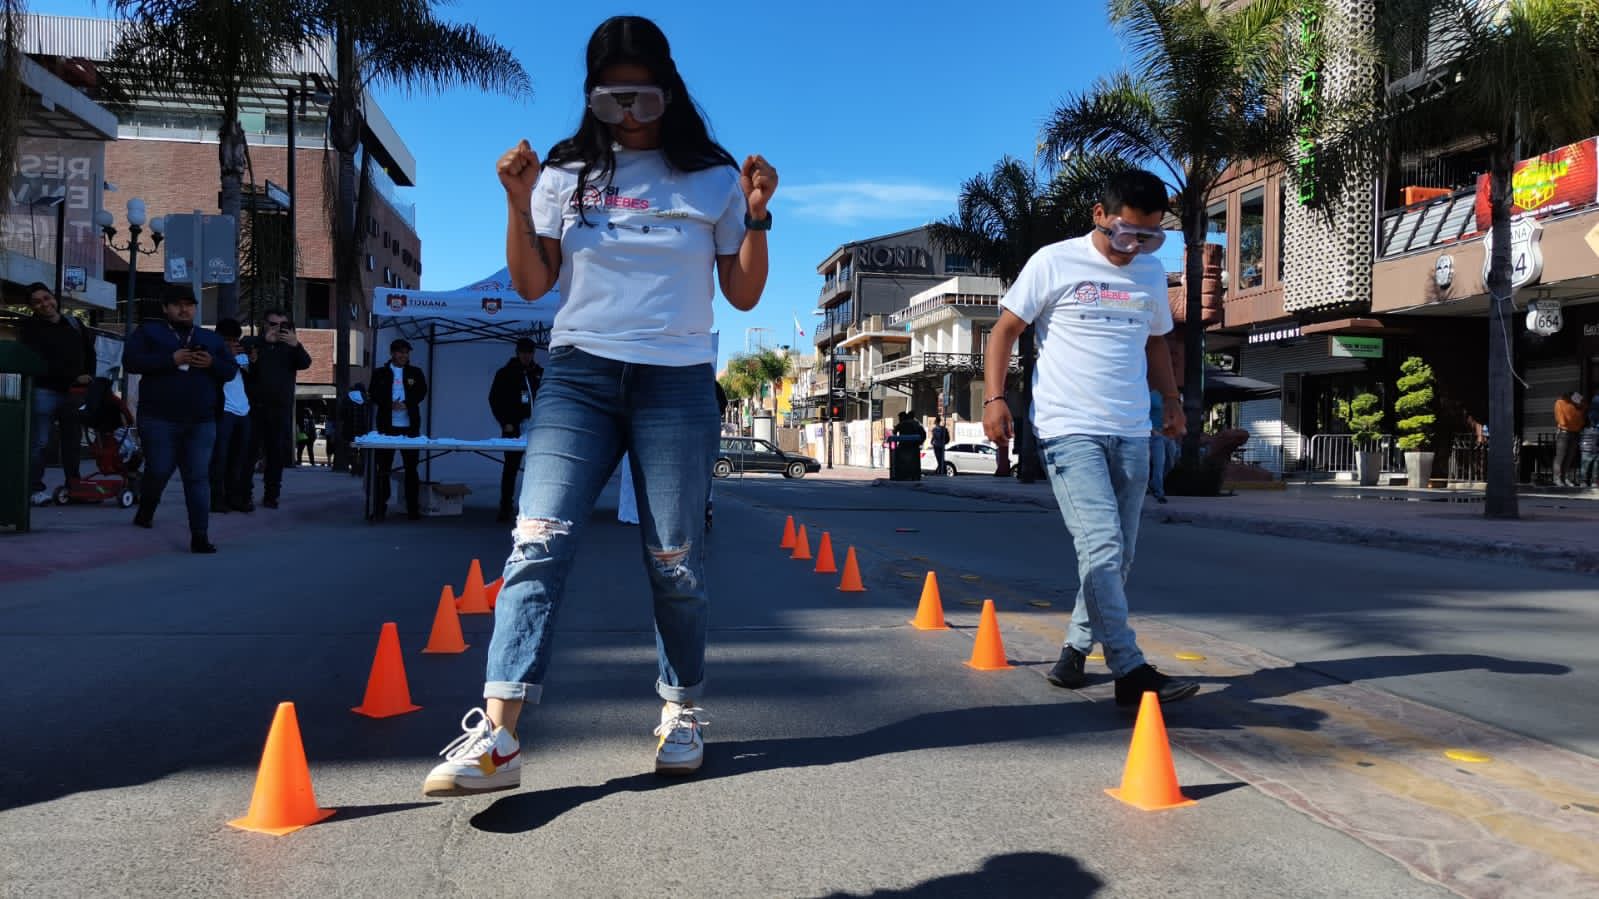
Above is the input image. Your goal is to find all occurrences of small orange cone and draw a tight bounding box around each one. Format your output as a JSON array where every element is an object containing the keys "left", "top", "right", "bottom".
[
  {"left": 780, "top": 515, "right": 797, "bottom": 549},
  {"left": 814, "top": 531, "right": 838, "bottom": 574},
  {"left": 964, "top": 599, "right": 1012, "bottom": 670},
  {"left": 791, "top": 525, "right": 812, "bottom": 561},
  {"left": 485, "top": 577, "right": 503, "bottom": 611},
  {"left": 229, "top": 702, "right": 335, "bottom": 835},
  {"left": 1106, "top": 692, "right": 1196, "bottom": 811},
  {"left": 838, "top": 547, "right": 866, "bottom": 593},
  {"left": 421, "top": 587, "right": 469, "bottom": 654},
  {"left": 457, "top": 559, "right": 492, "bottom": 615},
  {"left": 352, "top": 622, "right": 422, "bottom": 718},
  {"left": 909, "top": 572, "right": 948, "bottom": 630}
]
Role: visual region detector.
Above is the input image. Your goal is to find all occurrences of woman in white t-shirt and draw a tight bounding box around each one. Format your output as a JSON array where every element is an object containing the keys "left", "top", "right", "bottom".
[{"left": 424, "top": 15, "right": 776, "bottom": 797}]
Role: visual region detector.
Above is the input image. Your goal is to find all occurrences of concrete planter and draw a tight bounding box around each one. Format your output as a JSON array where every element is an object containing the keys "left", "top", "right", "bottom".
[
  {"left": 1405, "top": 451, "right": 1435, "bottom": 489},
  {"left": 1355, "top": 450, "right": 1382, "bottom": 487}
]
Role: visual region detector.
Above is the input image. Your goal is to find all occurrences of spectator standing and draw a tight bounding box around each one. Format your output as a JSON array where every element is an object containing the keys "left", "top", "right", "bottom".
[
  {"left": 297, "top": 406, "right": 317, "bottom": 467},
  {"left": 1554, "top": 391, "right": 1587, "bottom": 487},
  {"left": 125, "top": 290, "right": 237, "bottom": 553},
  {"left": 250, "top": 309, "right": 312, "bottom": 508},
  {"left": 488, "top": 337, "right": 544, "bottom": 522},
  {"left": 369, "top": 339, "right": 428, "bottom": 521},
  {"left": 210, "top": 319, "right": 254, "bottom": 513},
  {"left": 18, "top": 282, "right": 95, "bottom": 505},
  {"left": 1148, "top": 389, "right": 1170, "bottom": 504},
  {"left": 1579, "top": 418, "right": 1598, "bottom": 488},
  {"left": 930, "top": 416, "right": 950, "bottom": 476}
]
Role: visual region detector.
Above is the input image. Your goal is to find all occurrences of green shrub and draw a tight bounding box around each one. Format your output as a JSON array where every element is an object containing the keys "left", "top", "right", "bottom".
[
  {"left": 1335, "top": 392, "right": 1384, "bottom": 449},
  {"left": 1395, "top": 356, "right": 1437, "bottom": 452}
]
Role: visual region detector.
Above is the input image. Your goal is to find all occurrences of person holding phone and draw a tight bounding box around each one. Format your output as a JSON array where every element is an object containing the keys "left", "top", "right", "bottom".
[
  {"left": 125, "top": 287, "right": 237, "bottom": 553},
  {"left": 250, "top": 308, "right": 312, "bottom": 508},
  {"left": 422, "top": 15, "right": 775, "bottom": 797}
]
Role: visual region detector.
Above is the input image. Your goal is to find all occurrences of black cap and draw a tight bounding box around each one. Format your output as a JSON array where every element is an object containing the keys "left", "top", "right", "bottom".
[
  {"left": 390, "top": 338, "right": 412, "bottom": 352},
  {"left": 516, "top": 337, "right": 537, "bottom": 353}
]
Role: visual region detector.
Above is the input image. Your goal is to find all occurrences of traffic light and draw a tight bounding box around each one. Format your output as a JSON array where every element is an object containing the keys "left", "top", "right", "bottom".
[
  {"left": 829, "top": 401, "right": 843, "bottom": 420},
  {"left": 831, "top": 360, "right": 847, "bottom": 391}
]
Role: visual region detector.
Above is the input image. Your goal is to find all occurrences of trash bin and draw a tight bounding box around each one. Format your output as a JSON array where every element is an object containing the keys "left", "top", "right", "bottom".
[{"left": 0, "top": 340, "right": 47, "bottom": 532}]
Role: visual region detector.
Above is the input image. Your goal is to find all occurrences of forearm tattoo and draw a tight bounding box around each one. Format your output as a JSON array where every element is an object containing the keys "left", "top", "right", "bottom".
[{"left": 520, "top": 211, "right": 551, "bottom": 268}]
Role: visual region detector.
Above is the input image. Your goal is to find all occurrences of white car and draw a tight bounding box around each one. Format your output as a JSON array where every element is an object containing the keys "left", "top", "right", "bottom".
[{"left": 920, "top": 441, "right": 1002, "bottom": 476}]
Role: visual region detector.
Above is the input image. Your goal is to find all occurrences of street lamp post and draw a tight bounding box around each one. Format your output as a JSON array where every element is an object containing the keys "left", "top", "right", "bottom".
[{"left": 98, "top": 198, "right": 165, "bottom": 337}]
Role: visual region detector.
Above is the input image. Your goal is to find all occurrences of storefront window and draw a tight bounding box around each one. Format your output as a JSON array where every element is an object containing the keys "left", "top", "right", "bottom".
[{"left": 1240, "top": 187, "right": 1265, "bottom": 290}]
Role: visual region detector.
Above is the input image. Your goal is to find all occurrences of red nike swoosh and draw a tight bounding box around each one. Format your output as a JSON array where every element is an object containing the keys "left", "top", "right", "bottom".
[{"left": 490, "top": 748, "right": 519, "bottom": 767}]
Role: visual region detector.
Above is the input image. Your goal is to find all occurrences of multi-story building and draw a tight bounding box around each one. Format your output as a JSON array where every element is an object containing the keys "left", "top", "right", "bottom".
[
  {"left": 1206, "top": 0, "right": 1599, "bottom": 485},
  {"left": 809, "top": 225, "right": 984, "bottom": 466},
  {"left": 15, "top": 13, "right": 422, "bottom": 403}
]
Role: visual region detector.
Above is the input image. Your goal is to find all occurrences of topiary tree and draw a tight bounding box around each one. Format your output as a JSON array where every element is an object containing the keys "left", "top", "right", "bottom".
[
  {"left": 1336, "top": 392, "right": 1384, "bottom": 451},
  {"left": 1395, "top": 356, "right": 1437, "bottom": 453}
]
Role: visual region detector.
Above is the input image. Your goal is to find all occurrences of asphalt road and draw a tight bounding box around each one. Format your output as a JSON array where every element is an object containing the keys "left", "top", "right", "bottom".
[{"left": 4, "top": 471, "right": 1590, "bottom": 897}]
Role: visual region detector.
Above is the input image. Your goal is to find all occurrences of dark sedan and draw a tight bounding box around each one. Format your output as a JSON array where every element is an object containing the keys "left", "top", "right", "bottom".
[{"left": 714, "top": 437, "right": 822, "bottom": 479}]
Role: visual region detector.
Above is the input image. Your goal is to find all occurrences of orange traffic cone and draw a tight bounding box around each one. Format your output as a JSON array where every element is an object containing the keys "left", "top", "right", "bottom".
[
  {"left": 457, "top": 559, "right": 492, "bottom": 615},
  {"left": 228, "top": 702, "right": 335, "bottom": 835},
  {"left": 791, "top": 525, "right": 812, "bottom": 561},
  {"left": 352, "top": 622, "right": 422, "bottom": 718},
  {"left": 964, "top": 599, "right": 1011, "bottom": 670},
  {"left": 421, "top": 587, "right": 469, "bottom": 654},
  {"left": 1106, "top": 692, "right": 1196, "bottom": 811},
  {"left": 909, "top": 572, "right": 948, "bottom": 630},
  {"left": 485, "top": 577, "right": 503, "bottom": 611},
  {"left": 838, "top": 547, "right": 866, "bottom": 593},
  {"left": 814, "top": 531, "right": 838, "bottom": 574},
  {"left": 780, "top": 515, "right": 797, "bottom": 550}
]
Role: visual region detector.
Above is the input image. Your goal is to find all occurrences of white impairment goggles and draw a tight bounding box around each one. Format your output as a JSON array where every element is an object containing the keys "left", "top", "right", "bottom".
[
  {"left": 587, "top": 85, "right": 668, "bottom": 125},
  {"left": 1096, "top": 220, "right": 1167, "bottom": 254}
]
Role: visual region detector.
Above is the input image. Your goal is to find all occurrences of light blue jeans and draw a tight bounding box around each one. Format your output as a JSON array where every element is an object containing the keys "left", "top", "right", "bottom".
[
  {"left": 485, "top": 347, "right": 719, "bottom": 705},
  {"left": 1040, "top": 434, "right": 1149, "bottom": 678}
]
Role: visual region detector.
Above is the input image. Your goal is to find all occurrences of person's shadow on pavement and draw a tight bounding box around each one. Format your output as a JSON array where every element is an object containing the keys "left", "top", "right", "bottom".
[{"left": 810, "top": 851, "right": 1104, "bottom": 898}]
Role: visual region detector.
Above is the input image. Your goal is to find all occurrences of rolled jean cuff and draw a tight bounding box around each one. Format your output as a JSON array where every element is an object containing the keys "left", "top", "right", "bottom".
[
  {"left": 656, "top": 678, "right": 703, "bottom": 704},
  {"left": 484, "top": 680, "right": 542, "bottom": 703}
]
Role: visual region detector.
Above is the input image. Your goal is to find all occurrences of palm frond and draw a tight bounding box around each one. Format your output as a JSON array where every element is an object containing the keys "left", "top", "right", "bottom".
[
  {"left": 360, "top": 16, "right": 530, "bottom": 98},
  {"left": 1040, "top": 73, "right": 1170, "bottom": 177}
]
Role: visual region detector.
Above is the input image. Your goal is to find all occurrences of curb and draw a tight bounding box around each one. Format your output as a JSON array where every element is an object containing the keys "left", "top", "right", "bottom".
[{"left": 874, "top": 478, "right": 1599, "bottom": 576}]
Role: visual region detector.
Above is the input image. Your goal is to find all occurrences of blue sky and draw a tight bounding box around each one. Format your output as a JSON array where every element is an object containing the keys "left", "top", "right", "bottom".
[{"left": 36, "top": 0, "right": 1179, "bottom": 370}]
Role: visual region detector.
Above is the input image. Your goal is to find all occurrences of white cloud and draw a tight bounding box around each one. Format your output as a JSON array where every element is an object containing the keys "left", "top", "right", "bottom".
[{"left": 779, "top": 180, "right": 956, "bottom": 226}]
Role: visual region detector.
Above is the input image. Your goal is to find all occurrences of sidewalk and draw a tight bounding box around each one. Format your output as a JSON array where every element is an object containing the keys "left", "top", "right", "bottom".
[
  {"left": 874, "top": 474, "right": 1599, "bottom": 575},
  {"left": 0, "top": 464, "right": 367, "bottom": 584}
]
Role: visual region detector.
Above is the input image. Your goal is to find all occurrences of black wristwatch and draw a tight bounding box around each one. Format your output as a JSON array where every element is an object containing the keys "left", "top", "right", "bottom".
[{"left": 745, "top": 210, "right": 773, "bottom": 231}]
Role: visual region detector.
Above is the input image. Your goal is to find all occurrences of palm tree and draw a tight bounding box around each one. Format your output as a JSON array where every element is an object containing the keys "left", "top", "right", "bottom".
[
  {"left": 105, "top": 0, "right": 315, "bottom": 321},
  {"left": 723, "top": 354, "right": 763, "bottom": 432},
  {"left": 0, "top": 0, "right": 25, "bottom": 205},
  {"left": 927, "top": 153, "right": 1131, "bottom": 480},
  {"left": 306, "top": 0, "right": 529, "bottom": 469},
  {"left": 1041, "top": 0, "right": 1300, "bottom": 471},
  {"left": 750, "top": 348, "right": 793, "bottom": 415},
  {"left": 1319, "top": 0, "right": 1599, "bottom": 519}
]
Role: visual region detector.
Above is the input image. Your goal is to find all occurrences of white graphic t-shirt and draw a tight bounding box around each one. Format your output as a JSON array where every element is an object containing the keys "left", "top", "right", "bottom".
[
  {"left": 999, "top": 234, "right": 1174, "bottom": 440},
  {"left": 389, "top": 364, "right": 409, "bottom": 429},
  {"left": 529, "top": 147, "right": 747, "bottom": 366}
]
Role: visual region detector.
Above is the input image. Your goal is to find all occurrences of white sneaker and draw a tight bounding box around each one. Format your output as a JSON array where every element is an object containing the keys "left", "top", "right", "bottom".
[
  {"left": 654, "top": 702, "right": 707, "bottom": 775},
  {"left": 422, "top": 708, "right": 522, "bottom": 797},
  {"left": 31, "top": 490, "right": 52, "bottom": 506}
]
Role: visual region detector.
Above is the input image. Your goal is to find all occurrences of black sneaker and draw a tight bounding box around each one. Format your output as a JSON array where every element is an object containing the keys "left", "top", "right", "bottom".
[
  {"left": 132, "top": 511, "right": 153, "bottom": 529},
  {"left": 1045, "top": 646, "right": 1088, "bottom": 689},
  {"left": 191, "top": 535, "right": 218, "bottom": 554},
  {"left": 1114, "top": 664, "right": 1199, "bottom": 707},
  {"left": 262, "top": 497, "right": 279, "bottom": 509}
]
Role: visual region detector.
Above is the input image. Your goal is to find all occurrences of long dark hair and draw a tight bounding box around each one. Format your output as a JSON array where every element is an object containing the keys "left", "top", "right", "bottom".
[{"left": 546, "top": 16, "right": 737, "bottom": 219}]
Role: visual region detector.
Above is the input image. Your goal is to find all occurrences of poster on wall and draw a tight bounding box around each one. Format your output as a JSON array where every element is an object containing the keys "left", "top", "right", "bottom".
[
  {"left": 1, "top": 138, "right": 106, "bottom": 285},
  {"left": 1474, "top": 138, "right": 1599, "bottom": 232}
]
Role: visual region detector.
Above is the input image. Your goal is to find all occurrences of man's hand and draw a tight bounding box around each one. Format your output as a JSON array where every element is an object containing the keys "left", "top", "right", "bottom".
[
  {"left": 75, "top": 374, "right": 93, "bottom": 385},
  {"left": 983, "top": 398, "right": 1013, "bottom": 445},
  {"left": 502, "top": 424, "right": 517, "bottom": 437},
  {"left": 394, "top": 401, "right": 407, "bottom": 412},
  {"left": 279, "top": 329, "right": 299, "bottom": 348},
  {"left": 189, "top": 348, "right": 213, "bottom": 369},
  {"left": 172, "top": 348, "right": 195, "bottom": 367},
  {"left": 1162, "top": 396, "right": 1186, "bottom": 439}
]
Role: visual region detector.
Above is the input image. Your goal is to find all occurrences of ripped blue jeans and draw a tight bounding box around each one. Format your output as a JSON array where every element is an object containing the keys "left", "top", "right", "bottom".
[{"left": 484, "top": 346, "right": 719, "bottom": 705}]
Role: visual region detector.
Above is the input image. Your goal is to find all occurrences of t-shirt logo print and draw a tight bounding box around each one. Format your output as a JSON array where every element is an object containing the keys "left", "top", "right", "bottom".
[
  {"left": 1072, "top": 281, "right": 1101, "bottom": 306},
  {"left": 571, "top": 185, "right": 652, "bottom": 212}
]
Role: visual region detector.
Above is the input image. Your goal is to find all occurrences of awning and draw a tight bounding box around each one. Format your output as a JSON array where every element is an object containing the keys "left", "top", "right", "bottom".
[{"left": 1205, "top": 368, "right": 1281, "bottom": 403}]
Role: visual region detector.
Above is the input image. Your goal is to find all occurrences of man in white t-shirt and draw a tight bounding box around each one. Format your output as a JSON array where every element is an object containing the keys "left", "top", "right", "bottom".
[{"left": 983, "top": 169, "right": 1198, "bottom": 708}]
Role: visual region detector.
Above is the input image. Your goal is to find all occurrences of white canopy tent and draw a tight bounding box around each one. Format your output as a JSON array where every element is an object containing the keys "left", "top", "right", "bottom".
[{"left": 371, "top": 268, "right": 560, "bottom": 482}]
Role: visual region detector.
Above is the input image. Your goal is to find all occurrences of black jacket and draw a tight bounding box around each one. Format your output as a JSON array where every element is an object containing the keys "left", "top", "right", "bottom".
[
  {"left": 19, "top": 314, "right": 96, "bottom": 391},
  {"left": 125, "top": 320, "right": 238, "bottom": 423},
  {"left": 370, "top": 363, "right": 428, "bottom": 437},
  {"left": 250, "top": 339, "right": 312, "bottom": 411},
  {"left": 488, "top": 357, "right": 543, "bottom": 434}
]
